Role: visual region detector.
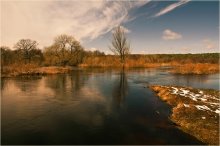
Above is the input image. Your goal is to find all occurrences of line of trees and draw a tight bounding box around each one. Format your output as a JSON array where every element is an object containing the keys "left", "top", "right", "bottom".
[
  {"left": 1, "top": 34, "right": 105, "bottom": 67},
  {"left": 1, "top": 26, "right": 131, "bottom": 68}
]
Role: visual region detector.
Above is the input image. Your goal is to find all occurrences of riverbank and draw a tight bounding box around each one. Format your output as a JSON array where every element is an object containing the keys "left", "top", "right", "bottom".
[
  {"left": 150, "top": 85, "right": 219, "bottom": 145},
  {"left": 170, "top": 63, "right": 219, "bottom": 74},
  {"left": 1, "top": 62, "right": 219, "bottom": 77},
  {"left": 1, "top": 64, "right": 73, "bottom": 77},
  {"left": 80, "top": 62, "right": 219, "bottom": 74},
  {"left": 79, "top": 53, "right": 219, "bottom": 74}
]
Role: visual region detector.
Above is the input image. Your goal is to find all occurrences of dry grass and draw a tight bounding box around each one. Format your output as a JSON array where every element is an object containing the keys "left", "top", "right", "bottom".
[
  {"left": 171, "top": 63, "right": 219, "bottom": 74},
  {"left": 150, "top": 85, "right": 219, "bottom": 145},
  {"left": 1, "top": 63, "right": 38, "bottom": 77},
  {"left": 35, "top": 66, "right": 73, "bottom": 74},
  {"left": 80, "top": 55, "right": 219, "bottom": 74},
  {"left": 80, "top": 56, "right": 173, "bottom": 68},
  {"left": 1, "top": 64, "right": 73, "bottom": 77}
]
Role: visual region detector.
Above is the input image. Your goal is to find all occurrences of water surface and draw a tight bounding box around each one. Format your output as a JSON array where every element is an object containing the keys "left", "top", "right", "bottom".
[{"left": 2, "top": 68, "right": 219, "bottom": 144}]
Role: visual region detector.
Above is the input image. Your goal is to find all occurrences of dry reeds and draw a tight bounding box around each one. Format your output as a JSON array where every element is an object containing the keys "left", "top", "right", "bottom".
[
  {"left": 1, "top": 64, "right": 73, "bottom": 77},
  {"left": 171, "top": 63, "right": 219, "bottom": 74}
]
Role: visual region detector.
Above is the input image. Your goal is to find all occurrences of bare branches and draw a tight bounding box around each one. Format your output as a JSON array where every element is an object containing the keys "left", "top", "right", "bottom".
[
  {"left": 14, "top": 39, "right": 38, "bottom": 63},
  {"left": 45, "top": 34, "right": 85, "bottom": 66},
  {"left": 109, "top": 26, "right": 130, "bottom": 64}
]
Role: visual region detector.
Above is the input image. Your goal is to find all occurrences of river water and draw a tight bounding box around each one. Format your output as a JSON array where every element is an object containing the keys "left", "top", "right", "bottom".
[{"left": 1, "top": 68, "right": 219, "bottom": 144}]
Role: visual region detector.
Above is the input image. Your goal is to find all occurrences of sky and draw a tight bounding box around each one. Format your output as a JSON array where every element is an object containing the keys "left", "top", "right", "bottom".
[{"left": 1, "top": 0, "right": 219, "bottom": 54}]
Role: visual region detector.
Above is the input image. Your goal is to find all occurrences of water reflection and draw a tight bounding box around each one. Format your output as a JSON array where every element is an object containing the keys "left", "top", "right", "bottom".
[
  {"left": 112, "top": 69, "right": 128, "bottom": 108},
  {"left": 44, "top": 71, "right": 89, "bottom": 102},
  {"left": 1, "top": 68, "right": 218, "bottom": 145},
  {"left": 172, "top": 74, "right": 209, "bottom": 85}
]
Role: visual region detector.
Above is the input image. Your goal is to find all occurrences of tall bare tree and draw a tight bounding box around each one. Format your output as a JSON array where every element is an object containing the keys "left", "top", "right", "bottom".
[
  {"left": 109, "top": 26, "right": 130, "bottom": 64},
  {"left": 54, "top": 34, "right": 70, "bottom": 65},
  {"left": 14, "top": 39, "right": 38, "bottom": 64}
]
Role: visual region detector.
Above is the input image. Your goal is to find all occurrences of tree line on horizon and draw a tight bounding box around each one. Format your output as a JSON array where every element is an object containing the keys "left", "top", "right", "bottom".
[
  {"left": 1, "top": 26, "right": 130, "bottom": 67},
  {"left": 1, "top": 34, "right": 106, "bottom": 67}
]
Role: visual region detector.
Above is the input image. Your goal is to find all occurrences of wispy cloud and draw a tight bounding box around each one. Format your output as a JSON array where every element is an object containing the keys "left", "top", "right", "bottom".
[
  {"left": 154, "top": 0, "right": 190, "bottom": 17},
  {"left": 162, "top": 29, "right": 182, "bottom": 40},
  {"left": 111, "top": 26, "right": 131, "bottom": 34},
  {"left": 1, "top": 1, "right": 148, "bottom": 48}
]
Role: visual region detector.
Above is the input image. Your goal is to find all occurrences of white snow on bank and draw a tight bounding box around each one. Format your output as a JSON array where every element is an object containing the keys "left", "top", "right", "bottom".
[
  {"left": 195, "top": 105, "right": 211, "bottom": 111},
  {"left": 183, "top": 104, "right": 190, "bottom": 107},
  {"left": 168, "top": 86, "right": 220, "bottom": 114},
  {"left": 215, "top": 109, "right": 220, "bottom": 114},
  {"left": 194, "top": 104, "right": 220, "bottom": 114}
]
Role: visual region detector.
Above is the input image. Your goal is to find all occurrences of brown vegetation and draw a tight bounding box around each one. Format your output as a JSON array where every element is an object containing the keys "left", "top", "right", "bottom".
[
  {"left": 80, "top": 54, "right": 220, "bottom": 74},
  {"left": 1, "top": 35, "right": 219, "bottom": 76},
  {"left": 150, "top": 85, "right": 219, "bottom": 145},
  {"left": 1, "top": 64, "right": 73, "bottom": 77},
  {"left": 171, "top": 63, "right": 219, "bottom": 74},
  {"left": 80, "top": 56, "right": 171, "bottom": 68}
]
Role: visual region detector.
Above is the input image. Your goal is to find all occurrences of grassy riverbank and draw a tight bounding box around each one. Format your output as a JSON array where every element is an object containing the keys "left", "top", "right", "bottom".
[
  {"left": 1, "top": 64, "right": 73, "bottom": 77},
  {"left": 1, "top": 62, "right": 219, "bottom": 77},
  {"left": 150, "top": 85, "right": 219, "bottom": 145},
  {"left": 170, "top": 63, "right": 219, "bottom": 74},
  {"left": 1, "top": 53, "right": 219, "bottom": 77},
  {"left": 80, "top": 54, "right": 219, "bottom": 74}
]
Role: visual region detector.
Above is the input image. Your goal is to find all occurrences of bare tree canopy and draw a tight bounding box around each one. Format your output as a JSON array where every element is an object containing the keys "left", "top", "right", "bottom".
[
  {"left": 14, "top": 39, "right": 38, "bottom": 63},
  {"left": 45, "top": 34, "right": 85, "bottom": 66},
  {"left": 14, "top": 39, "right": 38, "bottom": 51},
  {"left": 109, "top": 26, "right": 130, "bottom": 64}
]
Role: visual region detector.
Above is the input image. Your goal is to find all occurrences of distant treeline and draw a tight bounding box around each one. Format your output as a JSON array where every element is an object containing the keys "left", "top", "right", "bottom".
[
  {"left": 1, "top": 35, "right": 105, "bottom": 67},
  {"left": 1, "top": 45, "right": 219, "bottom": 68},
  {"left": 1, "top": 35, "right": 219, "bottom": 68},
  {"left": 1, "top": 45, "right": 106, "bottom": 67},
  {"left": 130, "top": 53, "right": 219, "bottom": 63},
  {"left": 81, "top": 53, "right": 220, "bottom": 67}
]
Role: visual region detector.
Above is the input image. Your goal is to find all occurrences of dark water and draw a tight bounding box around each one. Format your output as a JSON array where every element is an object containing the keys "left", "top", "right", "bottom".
[{"left": 1, "top": 68, "right": 219, "bottom": 145}]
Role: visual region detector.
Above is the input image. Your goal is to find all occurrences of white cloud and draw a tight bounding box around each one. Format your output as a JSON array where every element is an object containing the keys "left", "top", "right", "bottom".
[
  {"left": 162, "top": 29, "right": 182, "bottom": 40},
  {"left": 1, "top": 1, "right": 149, "bottom": 48},
  {"left": 111, "top": 25, "right": 131, "bottom": 34},
  {"left": 203, "top": 39, "right": 216, "bottom": 49},
  {"left": 154, "top": 0, "right": 190, "bottom": 17},
  {"left": 87, "top": 47, "right": 98, "bottom": 52},
  {"left": 120, "top": 26, "right": 131, "bottom": 33}
]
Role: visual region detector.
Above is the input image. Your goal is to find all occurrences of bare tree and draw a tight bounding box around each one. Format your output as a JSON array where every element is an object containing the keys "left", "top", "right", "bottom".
[
  {"left": 109, "top": 26, "right": 130, "bottom": 64},
  {"left": 54, "top": 34, "right": 70, "bottom": 65},
  {"left": 52, "top": 34, "right": 85, "bottom": 66},
  {"left": 14, "top": 39, "right": 38, "bottom": 63}
]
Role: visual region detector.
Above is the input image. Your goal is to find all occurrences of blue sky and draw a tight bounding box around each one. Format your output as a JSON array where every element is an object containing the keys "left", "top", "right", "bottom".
[{"left": 1, "top": 0, "right": 219, "bottom": 54}]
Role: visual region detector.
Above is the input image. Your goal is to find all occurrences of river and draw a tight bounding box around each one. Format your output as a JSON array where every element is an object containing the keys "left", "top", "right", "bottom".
[{"left": 1, "top": 68, "right": 219, "bottom": 144}]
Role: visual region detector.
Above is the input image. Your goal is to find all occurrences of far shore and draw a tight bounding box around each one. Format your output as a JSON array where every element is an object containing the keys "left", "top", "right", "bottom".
[
  {"left": 1, "top": 65, "right": 74, "bottom": 77},
  {"left": 150, "top": 85, "right": 219, "bottom": 145},
  {"left": 1, "top": 62, "right": 219, "bottom": 77}
]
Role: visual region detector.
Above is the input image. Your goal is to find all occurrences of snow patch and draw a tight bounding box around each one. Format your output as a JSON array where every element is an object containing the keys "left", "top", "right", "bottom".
[
  {"left": 214, "top": 109, "right": 220, "bottom": 114},
  {"left": 199, "top": 91, "right": 203, "bottom": 94},
  {"left": 200, "top": 98, "right": 207, "bottom": 101},
  {"left": 167, "top": 86, "right": 219, "bottom": 114},
  {"left": 195, "top": 105, "right": 211, "bottom": 111},
  {"left": 183, "top": 104, "right": 190, "bottom": 108}
]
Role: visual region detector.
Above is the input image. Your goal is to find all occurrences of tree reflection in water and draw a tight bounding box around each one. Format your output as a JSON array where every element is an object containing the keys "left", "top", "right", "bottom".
[
  {"left": 112, "top": 69, "right": 128, "bottom": 108},
  {"left": 44, "top": 70, "right": 89, "bottom": 100}
]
